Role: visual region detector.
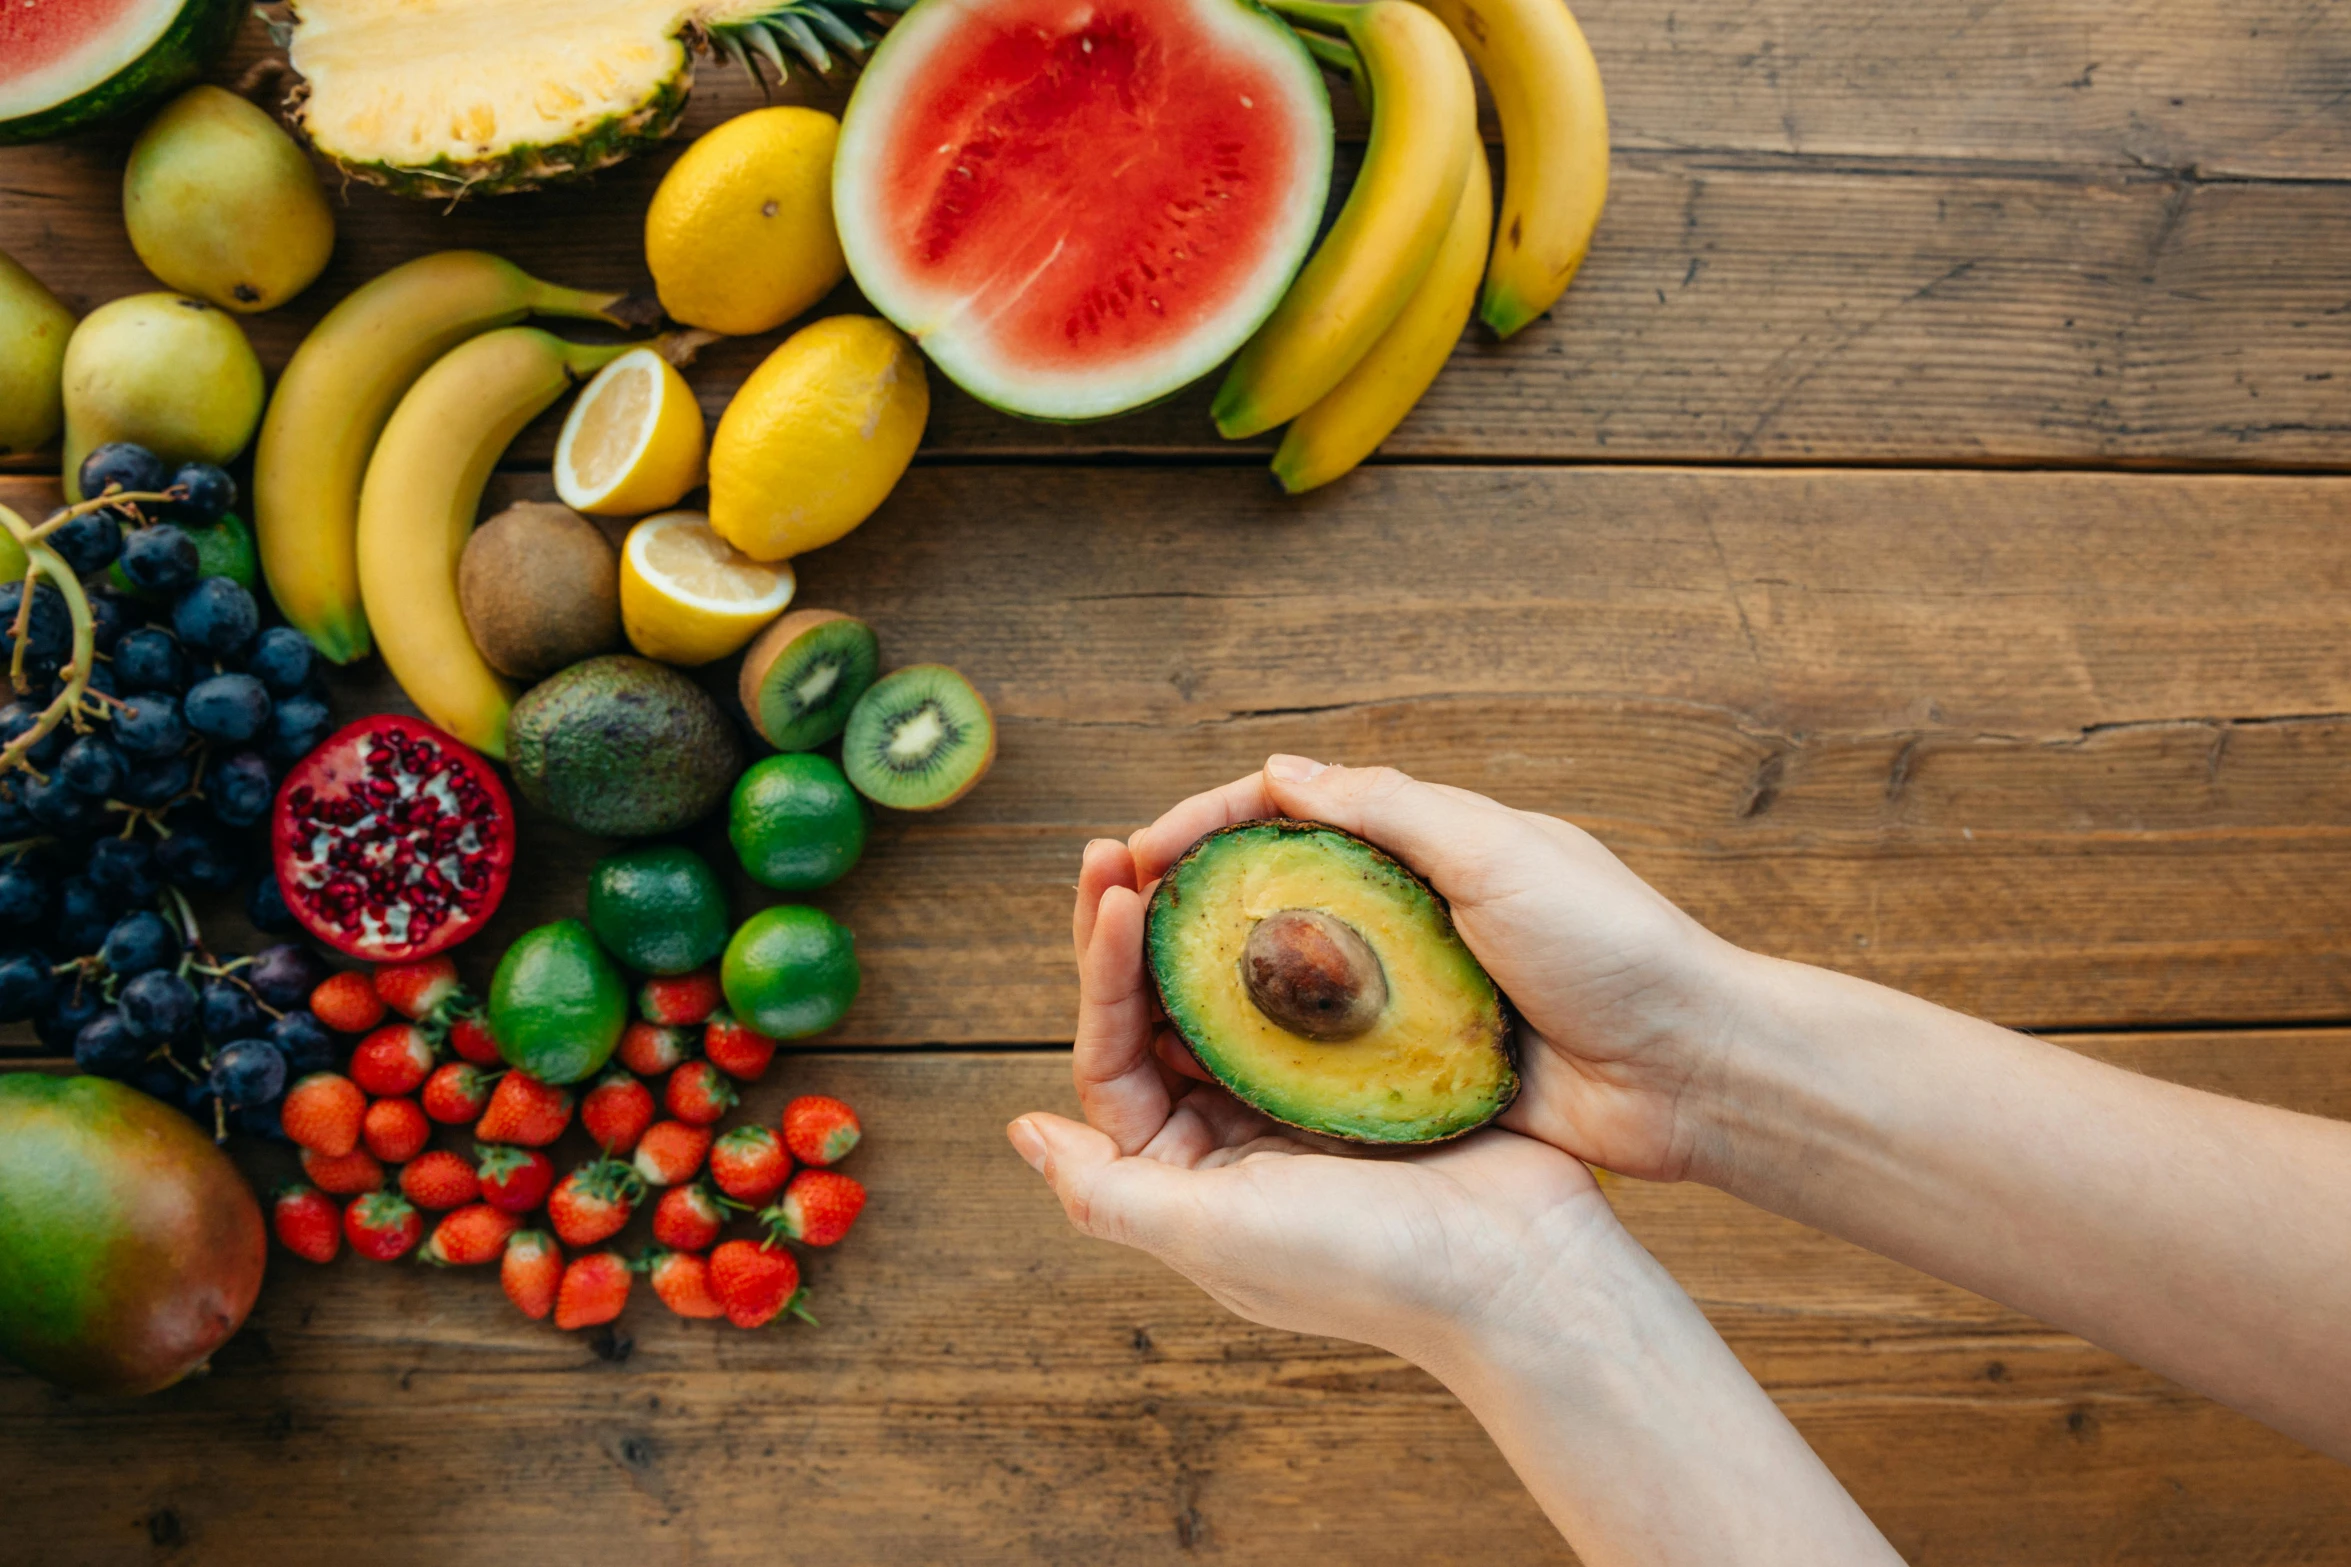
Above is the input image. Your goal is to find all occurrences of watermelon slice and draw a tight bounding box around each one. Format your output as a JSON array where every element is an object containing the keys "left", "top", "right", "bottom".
[
  {"left": 0, "top": 0, "right": 244, "bottom": 146},
  {"left": 834, "top": 0, "right": 1332, "bottom": 423}
]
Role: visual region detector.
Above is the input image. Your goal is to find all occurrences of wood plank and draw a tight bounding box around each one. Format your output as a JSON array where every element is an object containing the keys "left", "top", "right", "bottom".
[
  {"left": 3, "top": 1043, "right": 2345, "bottom": 1564},
  {"left": 9, "top": 462, "right": 2351, "bottom": 1042}
]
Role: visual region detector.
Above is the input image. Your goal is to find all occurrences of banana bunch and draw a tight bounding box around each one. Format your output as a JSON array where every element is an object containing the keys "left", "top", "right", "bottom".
[{"left": 1233, "top": 0, "right": 1608, "bottom": 492}]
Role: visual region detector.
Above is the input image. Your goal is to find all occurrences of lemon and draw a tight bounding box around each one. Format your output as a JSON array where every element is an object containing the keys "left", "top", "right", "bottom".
[
  {"left": 646, "top": 107, "right": 846, "bottom": 337},
  {"left": 620, "top": 509, "right": 796, "bottom": 665},
  {"left": 554, "top": 347, "right": 706, "bottom": 517},
  {"left": 708, "top": 316, "right": 927, "bottom": 563}
]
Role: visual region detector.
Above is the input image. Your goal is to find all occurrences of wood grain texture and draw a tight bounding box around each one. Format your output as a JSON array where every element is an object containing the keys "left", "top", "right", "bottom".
[{"left": 2, "top": 1043, "right": 2345, "bottom": 1566}]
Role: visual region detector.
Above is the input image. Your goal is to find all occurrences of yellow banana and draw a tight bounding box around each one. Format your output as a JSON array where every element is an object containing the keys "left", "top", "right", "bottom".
[
  {"left": 355, "top": 328, "right": 647, "bottom": 758},
  {"left": 256, "top": 252, "right": 654, "bottom": 666},
  {"left": 1413, "top": 0, "right": 1608, "bottom": 338},
  {"left": 1272, "top": 139, "right": 1490, "bottom": 493},
  {"left": 1212, "top": 0, "right": 1475, "bottom": 440}
]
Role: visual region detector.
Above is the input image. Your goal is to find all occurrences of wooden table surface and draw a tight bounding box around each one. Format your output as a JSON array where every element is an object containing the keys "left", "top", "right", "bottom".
[{"left": 7, "top": 6, "right": 2351, "bottom": 1562}]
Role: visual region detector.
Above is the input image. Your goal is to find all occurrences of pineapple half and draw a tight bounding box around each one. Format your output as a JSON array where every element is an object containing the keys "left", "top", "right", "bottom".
[{"left": 281, "top": 0, "right": 903, "bottom": 197}]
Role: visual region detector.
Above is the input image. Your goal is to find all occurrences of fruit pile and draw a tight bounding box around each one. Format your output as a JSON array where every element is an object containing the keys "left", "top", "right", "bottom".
[{"left": 270, "top": 956, "right": 868, "bottom": 1332}]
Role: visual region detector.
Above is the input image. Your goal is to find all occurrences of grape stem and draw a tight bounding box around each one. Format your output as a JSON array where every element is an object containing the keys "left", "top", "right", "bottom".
[{"left": 0, "top": 489, "right": 178, "bottom": 774}]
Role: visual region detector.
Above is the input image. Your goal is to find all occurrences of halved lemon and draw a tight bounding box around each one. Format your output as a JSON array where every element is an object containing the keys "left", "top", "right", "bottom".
[
  {"left": 621, "top": 510, "right": 796, "bottom": 666},
  {"left": 554, "top": 347, "right": 707, "bottom": 517}
]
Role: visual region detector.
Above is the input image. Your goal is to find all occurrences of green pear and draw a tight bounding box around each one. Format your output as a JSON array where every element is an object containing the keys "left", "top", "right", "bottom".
[
  {"left": 0, "top": 250, "right": 75, "bottom": 457},
  {"left": 61, "top": 293, "right": 264, "bottom": 501},
  {"left": 123, "top": 86, "right": 334, "bottom": 314}
]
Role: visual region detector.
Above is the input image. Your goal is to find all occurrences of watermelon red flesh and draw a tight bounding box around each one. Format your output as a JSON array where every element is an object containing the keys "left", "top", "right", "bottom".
[
  {"left": 836, "top": 0, "right": 1331, "bottom": 422},
  {"left": 0, "top": 0, "right": 244, "bottom": 146}
]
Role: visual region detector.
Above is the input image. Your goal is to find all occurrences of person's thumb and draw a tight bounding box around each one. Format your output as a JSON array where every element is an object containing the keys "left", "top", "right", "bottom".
[
  {"left": 1008, "top": 1112, "right": 1190, "bottom": 1253},
  {"left": 1259, "top": 755, "right": 1513, "bottom": 886}
]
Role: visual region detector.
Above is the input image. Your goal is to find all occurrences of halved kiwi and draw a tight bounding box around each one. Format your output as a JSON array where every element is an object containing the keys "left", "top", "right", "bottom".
[
  {"left": 842, "top": 664, "right": 996, "bottom": 810},
  {"left": 738, "top": 609, "right": 881, "bottom": 751}
]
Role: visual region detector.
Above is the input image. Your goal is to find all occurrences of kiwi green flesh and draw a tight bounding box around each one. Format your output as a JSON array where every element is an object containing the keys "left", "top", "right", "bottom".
[
  {"left": 843, "top": 664, "right": 995, "bottom": 810},
  {"left": 752, "top": 616, "right": 879, "bottom": 751}
]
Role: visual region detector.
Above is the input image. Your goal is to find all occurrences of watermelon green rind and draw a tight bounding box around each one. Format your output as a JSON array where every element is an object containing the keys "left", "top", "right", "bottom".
[{"left": 0, "top": 0, "right": 247, "bottom": 147}]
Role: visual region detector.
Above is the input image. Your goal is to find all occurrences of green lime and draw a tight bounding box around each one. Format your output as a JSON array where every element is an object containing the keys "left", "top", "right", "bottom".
[
  {"left": 488, "top": 919, "right": 628, "bottom": 1084},
  {"left": 588, "top": 844, "right": 729, "bottom": 975},
  {"left": 721, "top": 904, "right": 858, "bottom": 1039},
  {"left": 108, "top": 513, "right": 257, "bottom": 597},
  {"left": 729, "top": 753, "right": 867, "bottom": 892}
]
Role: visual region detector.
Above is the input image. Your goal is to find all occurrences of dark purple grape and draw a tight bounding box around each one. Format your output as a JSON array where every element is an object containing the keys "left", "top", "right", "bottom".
[
  {"left": 118, "top": 968, "right": 198, "bottom": 1041},
  {"left": 77, "top": 443, "right": 167, "bottom": 502},
  {"left": 0, "top": 948, "right": 54, "bottom": 1023},
  {"left": 247, "top": 943, "right": 326, "bottom": 1010},
  {"left": 172, "top": 578, "right": 259, "bottom": 657},
  {"left": 119, "top": 525, "right": 199, "bottom": 594},
  {"left": 99, "top": 910, "right": 179, "bottom": 977},
  {"left": 170, "top": 463, "right": 236, "bottom": 526},
  {"left": 208, "top": 1038, "right": 286, "bottom": 1107},
  {"left": 246, "top": 872, "right": 298, "bottom": 934},
  {"left": 246, "top": 627, "right": 315, "bottom": 697},
  {"left": 111, "top": 627, "right": 183, "bottom": 693},
  {"left": 183, "top": 672, "right": 272, "bottom": 744},
  {"left": 112, "top": 692, "right": 187, "bottom": 759},
  {"left": 74, "top": 1009, "right": 149, "bottom": 1078}
]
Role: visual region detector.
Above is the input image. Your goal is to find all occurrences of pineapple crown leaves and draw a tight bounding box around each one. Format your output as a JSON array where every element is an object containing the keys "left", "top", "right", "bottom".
[{"left": 697, "top": 0, "right": 911, "bottom": 84}]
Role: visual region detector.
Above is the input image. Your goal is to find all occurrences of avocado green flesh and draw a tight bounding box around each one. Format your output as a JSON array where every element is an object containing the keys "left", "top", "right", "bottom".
[{"left": 1147, "top": 822, "right": 1514, "bottom": 1144}]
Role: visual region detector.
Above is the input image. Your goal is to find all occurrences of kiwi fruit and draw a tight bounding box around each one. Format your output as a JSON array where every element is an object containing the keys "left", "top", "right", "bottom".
[
  {"left": 738, "top": 609, "right": 881, "bottom": 751},
  {"left": 842, "top": 664, "right": 996, "bottom": 810},
  {"left": 459, "top": 502, "right": 622, "bottom": 680}
]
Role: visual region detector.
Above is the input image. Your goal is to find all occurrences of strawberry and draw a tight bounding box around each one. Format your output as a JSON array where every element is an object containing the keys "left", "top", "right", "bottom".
[
  {"left": 445, "top": 1013, "right": 501, "bottom": 1066},
  {"left": 272, "top": 1184, "right": 341, "bottom": 1263},
  {"left": 770, "top": 1170, "right": 865, "bottom": 1247},
  {"left": 475, "top": 1071, "right": 574, "bottom": 1147},
  {"left": 302, "top": 1145, "right": 386, "bottom": 1195},
  {"left": 475, "top": 1143, "right": 556, "bottom": 1213},
  {"left": 361, "top": 1095, "right": 431, "bottom": 1163},
  {"left": 638, "top": 966, "right": 722, "bottom": 1027},
  {"left": 781, "top": 1095, "right": 862, "bottom": 1167},
  {"left": 702, "top": 1010, "right": 776, "bottom": 1081},
  {"left": 664, "top": 1059, "right": 737, "bottom": 1126},
  {"left": 646, "top": 1249, "right": 726, "bottom": 1319},
  {"left": 580, "top": 1069, "right": 655, "bottom": 1155},
  {"left": 421, "top": 1061, "right": 496, "bottom": 1124},
  {"left": 344, "top": 1191, "right": 422, "bottom": 1260},
  {"left": 652, "top": 1182, "right": 727, "bottom": 1251},
  {"left": 633, "top": 1120, "right": 713, "bottom": 1187},
  {"left": 399, "top": 1148, "right": 481, "bottom": 1211},
  {"left": 374, "top": 955, "right": 462, "bottom": 1021},
  {"left": 554, "top": 1250, "right": 632, "bottom": 1331},
  {"left": 708, "top": 1238, "right": 810, "bottom": 1329},
  {"left": 350, "top": 1022, "right": 435, "bottom": 1097},
  {"left": 502, "top": 1229, "right": 563, "bottom": 1320},
  {"left": 309, "top": 969, "right": 387, "bottom": 1033},
  {"left": 283, "top": 1072, "right": 367, "bottom": 1157},
  {"left": 548, "top": 1158, "right": 645, "bottom": 1248},
  {"left": 709, "top": 1124, "right": 791, "bottom": 1205},
  {"left": 422, "top": 1202, "right": 522, "bottom": 1266},
  {"left": 616, "top": 1020, "right": 693, "bottom": 1077}
]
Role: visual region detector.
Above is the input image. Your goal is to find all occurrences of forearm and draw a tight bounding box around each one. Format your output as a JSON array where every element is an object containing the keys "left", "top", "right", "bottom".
[{"left": 1700, "top": 952, "right": 2351, "bottom": 1457}]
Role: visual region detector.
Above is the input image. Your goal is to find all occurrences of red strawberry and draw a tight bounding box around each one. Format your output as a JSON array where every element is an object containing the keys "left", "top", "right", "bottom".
[
  {"left": 770, "top": 1170, "right": 865, "bottom": 1247},
  {"left": 283, "top": 1072, "right": 367, "bottom": 1157},
  {"left": 709, "top": 1124, "right": 791, "bottom": 1205},
  {"left": 702, "top": 1010, "right": 776, "bottom": 1081},
  {"left": 400, "top": 1148, "right": 480, "bottom": 1211},
  {"left": 445, "top": 1013, "right": 501, "bottom": 1066},
  {"left": 361, "top": 1095, "right": 431, "bottom": 1163},
  {"left": 374, "top": 955, "right": 461, "bottom": 1021},
  {"left": 421, "top": 1061, "right": 496, "bottom": 1124},
  {"left": 782, "top": 1095, "right": 862, "bottom": 1167},
  {"left": 502, "top": 1230, "right": 562, "bottom": 1320},
  {"left": 708, "top": 1238, "right": 810, "bottom": 1329},
  {"left": 616, "top": 1020, "right": 692, "bottom": 1077},
  {"left": 302, "top": 1145, "right": 386, "bottom": 1195},
  {"left": 633, "top": 1120, "right": 713, "bottom": 1187},
  {"left": 580, "top": 1070, "right": 655, "bottom": 1155},
  {"left": 647, "top": 1249, "right": 726, "bottom": 1319},
  {"left": 475, "top": 1143, "right": 556, "bottom": 1213},
  {"left": 309, "top": 970, "right": 386, "bottom": 1033},
  {"left": 422, "top": 1203, "right": 522, "bottom": 1266},
  {"left": 350, "top": 1022, "right": 435, "bottom": 1097},
  {"left": 548, "top": 1158, "right": 645, "bottom": 1248},
  {"left": 652, "top": 1182, "right": 727, "bottom": 1251},
  {"left": 475, "top": 1072, "right": 574, "bottom": 1147},
  {"left": 554, "top": 1251, "right": 632, "bottom": 1330},
  {"left": 664, "top": 1059, "right": 737, "bottom": 1126},
  {"left": 272, "top": 1184, "right": 341, "bottom": 1263},
  {"left": 639, "top": 966, "right": 722, "bottom": 1027},
  {"left": 344, "top": 1191, "right": 422, "bottom": 1260}
]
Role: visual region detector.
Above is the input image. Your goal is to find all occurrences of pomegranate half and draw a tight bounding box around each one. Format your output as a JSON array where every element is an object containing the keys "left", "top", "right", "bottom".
[{"left": 271, "top": 715, "right": 514, "bottom": 961}]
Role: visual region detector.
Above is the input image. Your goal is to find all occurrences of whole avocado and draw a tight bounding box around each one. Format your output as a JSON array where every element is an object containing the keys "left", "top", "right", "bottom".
[
  {"left": 506, "top": 655, "right": 745, "bottom": 836},
  {"left": 0, "top": 1074, "right": 266, "bottom": 1395}
]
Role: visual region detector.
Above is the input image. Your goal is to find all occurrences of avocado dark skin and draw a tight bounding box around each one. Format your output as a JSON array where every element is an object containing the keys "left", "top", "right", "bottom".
[{"left": 506, "top": 655, "right": 746, "bottom": 837}]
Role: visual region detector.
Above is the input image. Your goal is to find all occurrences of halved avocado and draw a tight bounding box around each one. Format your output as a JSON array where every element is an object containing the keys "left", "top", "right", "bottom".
[{"left": 1144, "top": 819, "right": 1515, "bottom": 1144}]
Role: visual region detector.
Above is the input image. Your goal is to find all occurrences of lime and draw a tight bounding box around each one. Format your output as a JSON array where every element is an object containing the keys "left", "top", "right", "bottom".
[
  {"left": 721, "top": 904, "right": 858, "bottom": 1039},
  {"left": 588, "top": 844, "right": 730, "bottom": 975},
  {"left": 729, "top": 753, "right": 867, "bottom": 891},
  {"left": 488, "top": 919, "right": 628, "bottom": 1084}
]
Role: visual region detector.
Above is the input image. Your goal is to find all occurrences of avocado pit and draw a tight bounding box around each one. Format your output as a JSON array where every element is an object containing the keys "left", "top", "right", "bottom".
[{"left": 1242, "top": 908, "right": 1387, "bottom": 1041}]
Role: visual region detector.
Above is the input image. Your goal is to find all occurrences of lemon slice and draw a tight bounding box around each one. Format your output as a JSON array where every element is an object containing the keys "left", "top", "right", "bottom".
[
  {"left": 620, "top": 510, "right": 796, "bottom": 666},
  {"left": 555, "top": 347, "right": 707, "bottom": 516}
]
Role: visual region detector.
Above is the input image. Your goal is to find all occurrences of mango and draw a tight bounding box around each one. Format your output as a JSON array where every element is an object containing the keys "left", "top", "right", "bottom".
[
  {"left": 62, "top": 293, "right": 265, "bottom": 500},
  {"left": 124, "top": 86, "right": 335, "bottom": 313}
]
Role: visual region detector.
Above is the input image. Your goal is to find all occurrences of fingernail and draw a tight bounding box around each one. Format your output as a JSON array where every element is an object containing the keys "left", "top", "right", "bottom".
[
  {"left": 1267, "top": 754, "right": 1327, "bottom": 782},
  {"left": 1006, "top": 1118, "right": 1047, "bottom": 1172}
]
